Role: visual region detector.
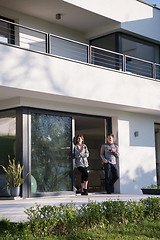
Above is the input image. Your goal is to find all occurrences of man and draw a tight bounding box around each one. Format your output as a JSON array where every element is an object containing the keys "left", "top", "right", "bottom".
[{"left": 100, "top": 133, "right": 119, "bottom": 194}]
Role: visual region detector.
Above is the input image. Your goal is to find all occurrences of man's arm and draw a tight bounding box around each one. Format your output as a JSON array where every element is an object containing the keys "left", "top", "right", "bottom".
[
  {"left": 112, "top": 145, "right": 119, "bottom": 158},
  {"left": 100, "top": 144, "right": 108, "bottom": 163}
]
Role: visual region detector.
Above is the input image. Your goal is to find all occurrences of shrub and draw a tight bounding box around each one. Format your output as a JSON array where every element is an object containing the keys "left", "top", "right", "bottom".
[{"left": 24, "top": 197, "right": 160, "bottom": 238}]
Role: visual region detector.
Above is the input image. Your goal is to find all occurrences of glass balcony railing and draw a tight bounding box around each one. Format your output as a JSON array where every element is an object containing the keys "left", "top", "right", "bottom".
[{"left": 0, "top": 18, "right": 160, "bottom": 81}]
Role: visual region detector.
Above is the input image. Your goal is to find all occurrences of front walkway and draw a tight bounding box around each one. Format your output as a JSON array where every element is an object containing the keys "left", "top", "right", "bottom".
[{"left": 0, "top": 193, "right": 158, "bottom": 223}]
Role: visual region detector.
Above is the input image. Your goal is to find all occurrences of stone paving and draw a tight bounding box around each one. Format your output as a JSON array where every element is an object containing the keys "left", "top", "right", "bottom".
[{"left": 0, "top": 193, "right": 158, "bottom": 223}]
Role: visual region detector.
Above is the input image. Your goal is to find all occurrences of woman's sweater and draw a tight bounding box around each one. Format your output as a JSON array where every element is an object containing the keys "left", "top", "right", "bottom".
[{"left": 74, "top": 144, "right": 89, "bottom": 168}]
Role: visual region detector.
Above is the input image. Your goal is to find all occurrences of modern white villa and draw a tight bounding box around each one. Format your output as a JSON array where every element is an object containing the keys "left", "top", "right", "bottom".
[{"left": 0, "top": 0, "right": 160, "bottom": 198}]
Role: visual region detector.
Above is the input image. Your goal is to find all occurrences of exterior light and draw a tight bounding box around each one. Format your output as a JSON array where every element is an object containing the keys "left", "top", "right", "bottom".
[
  {"left": 134, "top": 131, "right": 139, "bottom": 137},
  {"left": 56, "top": 13, "right": 62, "bottom": 20}
]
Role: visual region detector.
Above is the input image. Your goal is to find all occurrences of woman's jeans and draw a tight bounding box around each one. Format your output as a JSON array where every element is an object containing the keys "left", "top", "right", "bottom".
[{"left": 104, "top": 163, "right": 119, "bottom": 193}]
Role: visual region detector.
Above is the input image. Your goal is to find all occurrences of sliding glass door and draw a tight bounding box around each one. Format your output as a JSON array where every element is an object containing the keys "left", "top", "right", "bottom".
[{"left": 31, "top": 112, "right": 72, "bottom": 193}]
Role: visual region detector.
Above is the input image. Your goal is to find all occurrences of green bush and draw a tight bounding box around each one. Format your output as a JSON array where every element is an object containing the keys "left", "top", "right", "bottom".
[
  {"left": 24, "top": 197, "right": 160, "bottom": 238},
  {"left": 0, "top": 197, "right": 160, "bottom": 239},
  {"left": 0, "top": 218, "right": 34, "bottom": 240}
]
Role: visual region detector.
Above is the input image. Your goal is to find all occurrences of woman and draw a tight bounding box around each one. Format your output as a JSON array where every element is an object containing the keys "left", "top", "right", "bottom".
[{"left": 74, "top": 135, "right": 89, "bottom": 195}]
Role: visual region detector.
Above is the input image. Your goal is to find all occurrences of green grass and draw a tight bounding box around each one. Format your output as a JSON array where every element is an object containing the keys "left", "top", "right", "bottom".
[
  {"left": 0, "top": 220, "right": 159, "bottom": 240},
  {"left": 62, "top": 221, "right": 160, "bottom": 240}
]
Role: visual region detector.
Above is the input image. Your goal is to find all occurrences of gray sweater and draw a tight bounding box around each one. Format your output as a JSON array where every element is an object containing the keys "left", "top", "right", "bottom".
[
  {"left": 100, "top": 143, "right": 119, "bottom": 165},
  {"left": 74, "top": 144, "right": 89, "bottom": 168}
]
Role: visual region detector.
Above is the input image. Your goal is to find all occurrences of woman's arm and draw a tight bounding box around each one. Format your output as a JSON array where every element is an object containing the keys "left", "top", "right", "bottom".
[
  {"left": 74, "top": 146, "right": 82, "bottom": 158},
  {"left": 82, "top": 145, "right": 89, "bottom": 158}
]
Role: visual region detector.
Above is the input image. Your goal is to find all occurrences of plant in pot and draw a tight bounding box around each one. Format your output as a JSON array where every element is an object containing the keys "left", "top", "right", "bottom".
[
  {"left": 141, "top": 184, "right": 160, "bottom": 195},
  {"left": 0, "top": 156, "right": 29, "bottom": 197}
]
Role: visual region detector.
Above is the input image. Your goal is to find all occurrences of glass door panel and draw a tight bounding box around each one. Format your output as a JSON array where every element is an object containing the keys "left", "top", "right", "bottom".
[
  {"left": 31, "top": 113, "right": 72, "bottom": 193},
  {"left": 0, "top": 110, "right": 16, "bottom": 196},
  {"left": 0, "top": 110, "right": 16, "bottom": 172}
]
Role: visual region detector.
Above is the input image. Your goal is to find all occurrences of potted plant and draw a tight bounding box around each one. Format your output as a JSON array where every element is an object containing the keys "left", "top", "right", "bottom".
[
  {"left": 0, "top": 156, "right": 29, "bottom": 197},
  {"left": 141, "top": 184, "right": 160, "bottom": 195}
]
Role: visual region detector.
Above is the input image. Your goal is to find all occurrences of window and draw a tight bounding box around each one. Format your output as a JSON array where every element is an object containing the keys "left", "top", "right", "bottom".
[
  {"left": 90, "top": 33, "right": 117, "bottom": 52},
  {"left": 0, "top": 16, "right": 15, "bottom": 44},
  {"left": 0, "top": 109, "right": 16, "bottom": 173},
  {"left": 90, "top": 34, "right": 123, "bottom": 71},
  {"left": 31, "top": 112, "right": 72, "bottom": 193},
  {"left": 120, "top": 33, "right": 159, "bottom": 63}
]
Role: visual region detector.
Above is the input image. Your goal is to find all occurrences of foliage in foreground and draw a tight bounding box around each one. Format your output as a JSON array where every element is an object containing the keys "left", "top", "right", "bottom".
[
  {"left": 0, "top": 197, "right": 160, "bottom": 239},
  {"left": 0, "top": 219, "right": 160, "bottom": 240},
  {"left": 143, "top": 184, "right": 160, "bottom": 189},
  {"left": 0, "top": 156, "right": 29, "bottom": 188}
]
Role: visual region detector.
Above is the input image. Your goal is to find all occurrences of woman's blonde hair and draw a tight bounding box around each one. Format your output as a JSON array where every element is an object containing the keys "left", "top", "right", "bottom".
[{"left": 76, "top": 135, "right": 84, "bottom": 144}]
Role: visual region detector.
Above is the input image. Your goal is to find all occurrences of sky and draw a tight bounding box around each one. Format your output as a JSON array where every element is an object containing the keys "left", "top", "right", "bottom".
[{"left": 144, "top": 0, "right": 160, "bottom": 8}]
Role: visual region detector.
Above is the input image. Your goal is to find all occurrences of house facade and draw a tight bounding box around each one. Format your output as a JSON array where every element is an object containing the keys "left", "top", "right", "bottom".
[{"left": 0, "top": 0, "right": 160, "bottom": 198}]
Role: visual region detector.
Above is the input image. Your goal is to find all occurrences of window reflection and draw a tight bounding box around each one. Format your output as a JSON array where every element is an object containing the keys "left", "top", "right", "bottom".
[
  {"left": 0, "top": 110, "right": 16, "bottom": 174},
  {"left": 31, "top": 113, "right": 72, "bottom": 193}
]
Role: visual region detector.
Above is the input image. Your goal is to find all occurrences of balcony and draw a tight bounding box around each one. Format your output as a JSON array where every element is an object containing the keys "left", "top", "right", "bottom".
[{"left": 0, "top": 18, "right": 160, "bottom": 81}]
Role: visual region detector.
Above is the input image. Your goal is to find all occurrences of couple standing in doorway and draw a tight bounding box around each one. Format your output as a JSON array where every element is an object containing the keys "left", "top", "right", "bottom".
[{"left": 74, "top": 133, "right": 119, "bottom": 195}]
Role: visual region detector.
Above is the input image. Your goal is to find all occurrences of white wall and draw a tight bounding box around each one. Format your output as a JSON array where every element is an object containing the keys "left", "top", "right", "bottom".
[
  {"left": 0, "top": 83, "right": 160, "bottom": 194},
  {"left": 1, "top": 44, "right": 160, "bottom": 114},
  {"left": 118, "top": 113, "right": 157, "bottom": 194},
  {"left": 1, "top": 44, "right": 160, "bottom": 194}
]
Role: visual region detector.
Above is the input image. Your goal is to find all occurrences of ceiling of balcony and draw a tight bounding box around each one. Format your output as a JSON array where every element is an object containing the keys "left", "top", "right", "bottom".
[
  {"left": 0, "top": 0, "right": 117, "bottom": 34},
  {"left": 0, "top": 85, "right": 160, "bottom": 116}
]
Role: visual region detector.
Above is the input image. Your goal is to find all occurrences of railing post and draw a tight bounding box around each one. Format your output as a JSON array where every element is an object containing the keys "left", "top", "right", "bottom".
[
  {"left": 88, "top": 45, "right": 91, "bottom": 64},
  {"left": 152, "top": 63, "right": 156, "bottom": 79},
  {"left": 46, "top": 33, "right": 50, "bottom": 54},
  {"left": 123, "top": 55, "right": 126, "bottom": 72}
]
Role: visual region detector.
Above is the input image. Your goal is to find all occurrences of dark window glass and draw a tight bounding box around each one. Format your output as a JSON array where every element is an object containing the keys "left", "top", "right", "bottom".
[
  {"left": 90, "top": 33, "right": 116, "bottom": 52},
  {"left": 90, "top": 34, "right": 123, "bottom": 70},
  {"left": 91, "top": 32, "right": 160, "bottom": 77}
]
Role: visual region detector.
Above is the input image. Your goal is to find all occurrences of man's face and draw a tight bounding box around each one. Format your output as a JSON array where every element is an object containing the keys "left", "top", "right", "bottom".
[{"left": 107, "top": 135, "right": 114, "bottom": 144}]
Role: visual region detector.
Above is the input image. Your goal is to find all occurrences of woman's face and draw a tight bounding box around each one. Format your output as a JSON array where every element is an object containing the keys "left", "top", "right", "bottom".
[{"left": 77, "top": 136, "right": 83, "bottom": 144}]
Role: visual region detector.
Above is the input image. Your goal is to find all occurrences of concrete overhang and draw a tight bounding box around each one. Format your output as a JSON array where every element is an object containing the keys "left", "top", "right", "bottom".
[
  {"left": 0, "top": 85, "right": 160, "bottom": 117},
  {"left": 0, "top": 0, "right": 119, "bottom": 36}
]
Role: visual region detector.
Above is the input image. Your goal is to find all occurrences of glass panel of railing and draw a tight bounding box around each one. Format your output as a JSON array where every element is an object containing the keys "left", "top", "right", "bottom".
[
  {"left": 0, "top": 19, "right": 47, "bottom": 52},
  {"left": 126, "top": 56, "right": 153, "bottom": 78},
  {"left": 91, "top": 46, "right": 123, "bottom": 71},
  {"left": 155, "top": 64, "right": 160, "bottom": 80},
  {"left": 19, "top": 27, "right": 46, "bottom": 53},
  {"left": 50, "top": 35, "right": 88, "bottom": 63}
]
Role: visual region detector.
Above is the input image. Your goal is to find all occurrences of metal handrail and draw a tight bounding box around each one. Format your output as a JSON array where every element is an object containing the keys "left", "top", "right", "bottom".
[
  {"left": 0, "top": 18, "right": 48, "bottom": 35},
  {"left": 125, "top": 54, "right": 154, "bottom": 65},
  {"left": 50, "top": 33, "right": 89, "bottom": 48},
  {"left": 0, "top": 18, "right": 160, "bottom": 81},
  {"left": 90, "top": 45, "right": 124, "bottom": 57}
]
